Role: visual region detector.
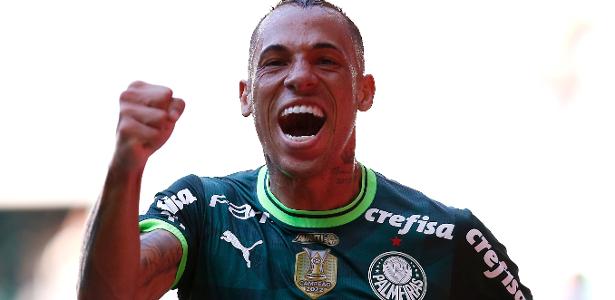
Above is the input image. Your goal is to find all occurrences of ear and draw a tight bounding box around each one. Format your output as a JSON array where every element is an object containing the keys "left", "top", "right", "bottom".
[
  {"left": 239, "top": 80, "right": 252, "bottom": 117},
  {"left": 357, "top": 74, "right": 375, "bottom": 112}
]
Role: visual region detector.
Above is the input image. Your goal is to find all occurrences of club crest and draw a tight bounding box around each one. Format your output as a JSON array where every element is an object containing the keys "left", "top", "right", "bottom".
[
  {"left": 368, "top": 251, "right": 427, "bottom": 300},
  {"left": 294, "top": 247, "right": 337, "bottom": 299}
]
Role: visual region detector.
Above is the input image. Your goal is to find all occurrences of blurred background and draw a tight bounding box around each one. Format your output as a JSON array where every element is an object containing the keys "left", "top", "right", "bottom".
[{"left": 1, "top": 0, "right": 613, "bottom": 299}]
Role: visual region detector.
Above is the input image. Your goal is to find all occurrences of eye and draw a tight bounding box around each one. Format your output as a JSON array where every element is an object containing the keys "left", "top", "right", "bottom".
[
  {"left": 317, "top": 57, "right": 337, "bottom": 66},
  {"left": 263, "top": 59, "right": 286, "bottom": 67}
]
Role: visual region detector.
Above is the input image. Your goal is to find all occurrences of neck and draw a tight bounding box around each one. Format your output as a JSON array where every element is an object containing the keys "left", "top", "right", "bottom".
[{"left": 268, "top": 160, "right": 362, "bottom": 211}]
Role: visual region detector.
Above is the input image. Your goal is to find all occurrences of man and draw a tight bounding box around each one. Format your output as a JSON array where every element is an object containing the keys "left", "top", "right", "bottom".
[{"left": 79, "top": 0, "right": 532, "bottom": 299}]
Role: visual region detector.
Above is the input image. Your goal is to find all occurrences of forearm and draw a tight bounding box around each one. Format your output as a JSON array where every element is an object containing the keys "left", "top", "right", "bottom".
[
  {"left": 79, "top": 81, "right": 185, "bottom": 299},
  {"left": 79, "top": 158, "right": 145, "bottom": 299}
]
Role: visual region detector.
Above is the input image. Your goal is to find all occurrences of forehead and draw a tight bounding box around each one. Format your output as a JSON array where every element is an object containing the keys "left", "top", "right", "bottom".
[{"left": 255, "top": 5, "right": 355, "bottom": 57}]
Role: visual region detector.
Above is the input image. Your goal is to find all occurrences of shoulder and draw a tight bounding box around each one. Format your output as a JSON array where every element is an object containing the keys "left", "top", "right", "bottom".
[
  {"left": 167, "top": 168, "right": 260, "bottom": 192},
  {"left": 165, "top": 168, "right": 261, "bottom": 208},
  {"left": 150, "top": 168, "right": 260, "bottom": 210},
  {"left": 371, "top": 170, "right": 470, "bottom": 221},
  {"left": 204, "top": 168, "right": 260, "bottom": 188},
  {"left": 362, "top": 170, "right": 474, "bottom": 241},
  {"left": 197, "top": 168, "right": 260, "bottom": 195}
]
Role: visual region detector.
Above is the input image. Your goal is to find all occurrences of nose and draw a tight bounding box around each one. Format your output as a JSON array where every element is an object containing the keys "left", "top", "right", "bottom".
[{"left": 284, "top": 58, "right": 317, "bottom": 94}]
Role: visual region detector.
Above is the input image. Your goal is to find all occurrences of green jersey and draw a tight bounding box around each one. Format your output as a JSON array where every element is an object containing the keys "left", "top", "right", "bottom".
[{"left": 139, "top": 165, "right": 532, "bottom": 299}]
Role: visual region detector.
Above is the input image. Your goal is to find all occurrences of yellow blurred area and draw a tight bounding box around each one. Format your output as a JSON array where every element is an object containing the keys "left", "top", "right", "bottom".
[{"left": 0, "top": 0, "right": 612, "bottom": 299}]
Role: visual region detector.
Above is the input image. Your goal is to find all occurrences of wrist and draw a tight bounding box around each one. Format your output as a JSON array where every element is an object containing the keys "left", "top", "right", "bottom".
[{"left": 111, "top": 144, "right": 149, "bottom": 173}]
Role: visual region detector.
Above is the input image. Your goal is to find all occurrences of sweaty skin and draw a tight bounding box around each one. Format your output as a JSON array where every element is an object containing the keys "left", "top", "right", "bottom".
[
  {"left": 79, "top": 4, "right": 374, "bottom": 299},
  {"left": 239, "top": 5, "right": 375, "bottom": 210},
  {"left": 79, "top": 81, "right": 185, "bottom": 300}
]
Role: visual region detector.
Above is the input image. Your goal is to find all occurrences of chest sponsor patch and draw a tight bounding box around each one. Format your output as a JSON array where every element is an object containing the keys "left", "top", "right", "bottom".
[
  {"left": 209, "top": 194, "right": 269, "bottom": 223},
  {"left": 364, "top": 208, "right": 454, "bottom": 240},
  {"left": 294, "top": 247, "right": 337, "bottom": 299},
  {"left": 368, "top": 251, "right": 427, "bottom": 300}
]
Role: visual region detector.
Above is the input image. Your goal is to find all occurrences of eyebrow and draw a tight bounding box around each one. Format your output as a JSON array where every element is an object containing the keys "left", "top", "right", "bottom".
[
  {"left": 260, "top": 44, "right": 289, "bottom": 56},
  {"left": 313, "top": 42, "right": 341, "bottom": 52},
  {"left": 259, "top": 42, "right": 343, "bottom": 57}
]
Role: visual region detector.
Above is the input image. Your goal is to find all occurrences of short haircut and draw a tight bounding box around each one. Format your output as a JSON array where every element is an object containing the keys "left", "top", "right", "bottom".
[{"left": 247, "top": 0, "right": 365, "bottom": 78}]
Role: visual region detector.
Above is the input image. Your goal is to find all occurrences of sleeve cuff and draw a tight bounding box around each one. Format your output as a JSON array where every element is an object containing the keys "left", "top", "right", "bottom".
[{"left": 139, "top": 218, "right": 188, "bottom": 289}]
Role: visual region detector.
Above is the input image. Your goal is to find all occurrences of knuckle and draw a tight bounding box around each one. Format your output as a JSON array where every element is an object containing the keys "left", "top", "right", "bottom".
[
  {"left": 118, "top": 107, "right": 130, "bottom": 118},
  {"left": 116, "top": 120, "right": 131, "bottom": 136},
  {"left": 159, "top": 86, "right": 173, "bottom": 99},
  {"left": 119, "top": 90, "right": 134, "bottom": 101},
  {"left": 119, "top": 102, "right": 135, "bottom": 115},
  {"left": 129, "top": 80, "right": 146, "bottom": 88}
]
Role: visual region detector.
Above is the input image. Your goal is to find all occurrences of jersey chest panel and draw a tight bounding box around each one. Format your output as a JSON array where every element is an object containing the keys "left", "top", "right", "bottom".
[{"left": 192, "top": 193, "right": 456, "bottom": 300}]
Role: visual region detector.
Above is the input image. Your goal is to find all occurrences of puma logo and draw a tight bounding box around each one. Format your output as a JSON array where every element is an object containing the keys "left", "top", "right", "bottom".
[{"left": 220, "top": 230, "right": 263, "bottom": 268}]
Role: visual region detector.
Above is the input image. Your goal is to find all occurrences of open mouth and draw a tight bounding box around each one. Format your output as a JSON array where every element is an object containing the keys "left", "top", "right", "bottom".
[{"left": 278, "top": 105, "right": 326, "bottom": 140}]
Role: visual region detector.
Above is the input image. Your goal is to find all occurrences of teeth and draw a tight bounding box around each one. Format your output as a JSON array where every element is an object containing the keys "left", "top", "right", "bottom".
[
  {"left": 285, "top": 134, "right": 316, "bottom": 141},
  {"left": 281, "top": 105, "right": 324, "bottom": 118}
]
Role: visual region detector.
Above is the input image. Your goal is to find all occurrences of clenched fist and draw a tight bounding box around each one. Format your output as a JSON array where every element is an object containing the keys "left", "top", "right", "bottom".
[{"left": 114, "top": 81, "right": 185, "bottom": 169}]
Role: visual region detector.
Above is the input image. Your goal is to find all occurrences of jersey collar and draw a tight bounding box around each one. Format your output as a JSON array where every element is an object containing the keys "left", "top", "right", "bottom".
[{"left": 256, "top": 164, "right": 377, "bottom": 228}]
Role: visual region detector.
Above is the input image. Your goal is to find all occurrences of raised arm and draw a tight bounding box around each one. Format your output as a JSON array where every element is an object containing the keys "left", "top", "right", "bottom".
[{"left": 79, "top": 81, "right": 185, "bottom": 299}]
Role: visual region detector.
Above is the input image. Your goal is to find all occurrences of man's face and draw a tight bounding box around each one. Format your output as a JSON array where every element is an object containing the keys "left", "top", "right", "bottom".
[{"left": 240, "top": 5, "right": 374, "bottom": 178}]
